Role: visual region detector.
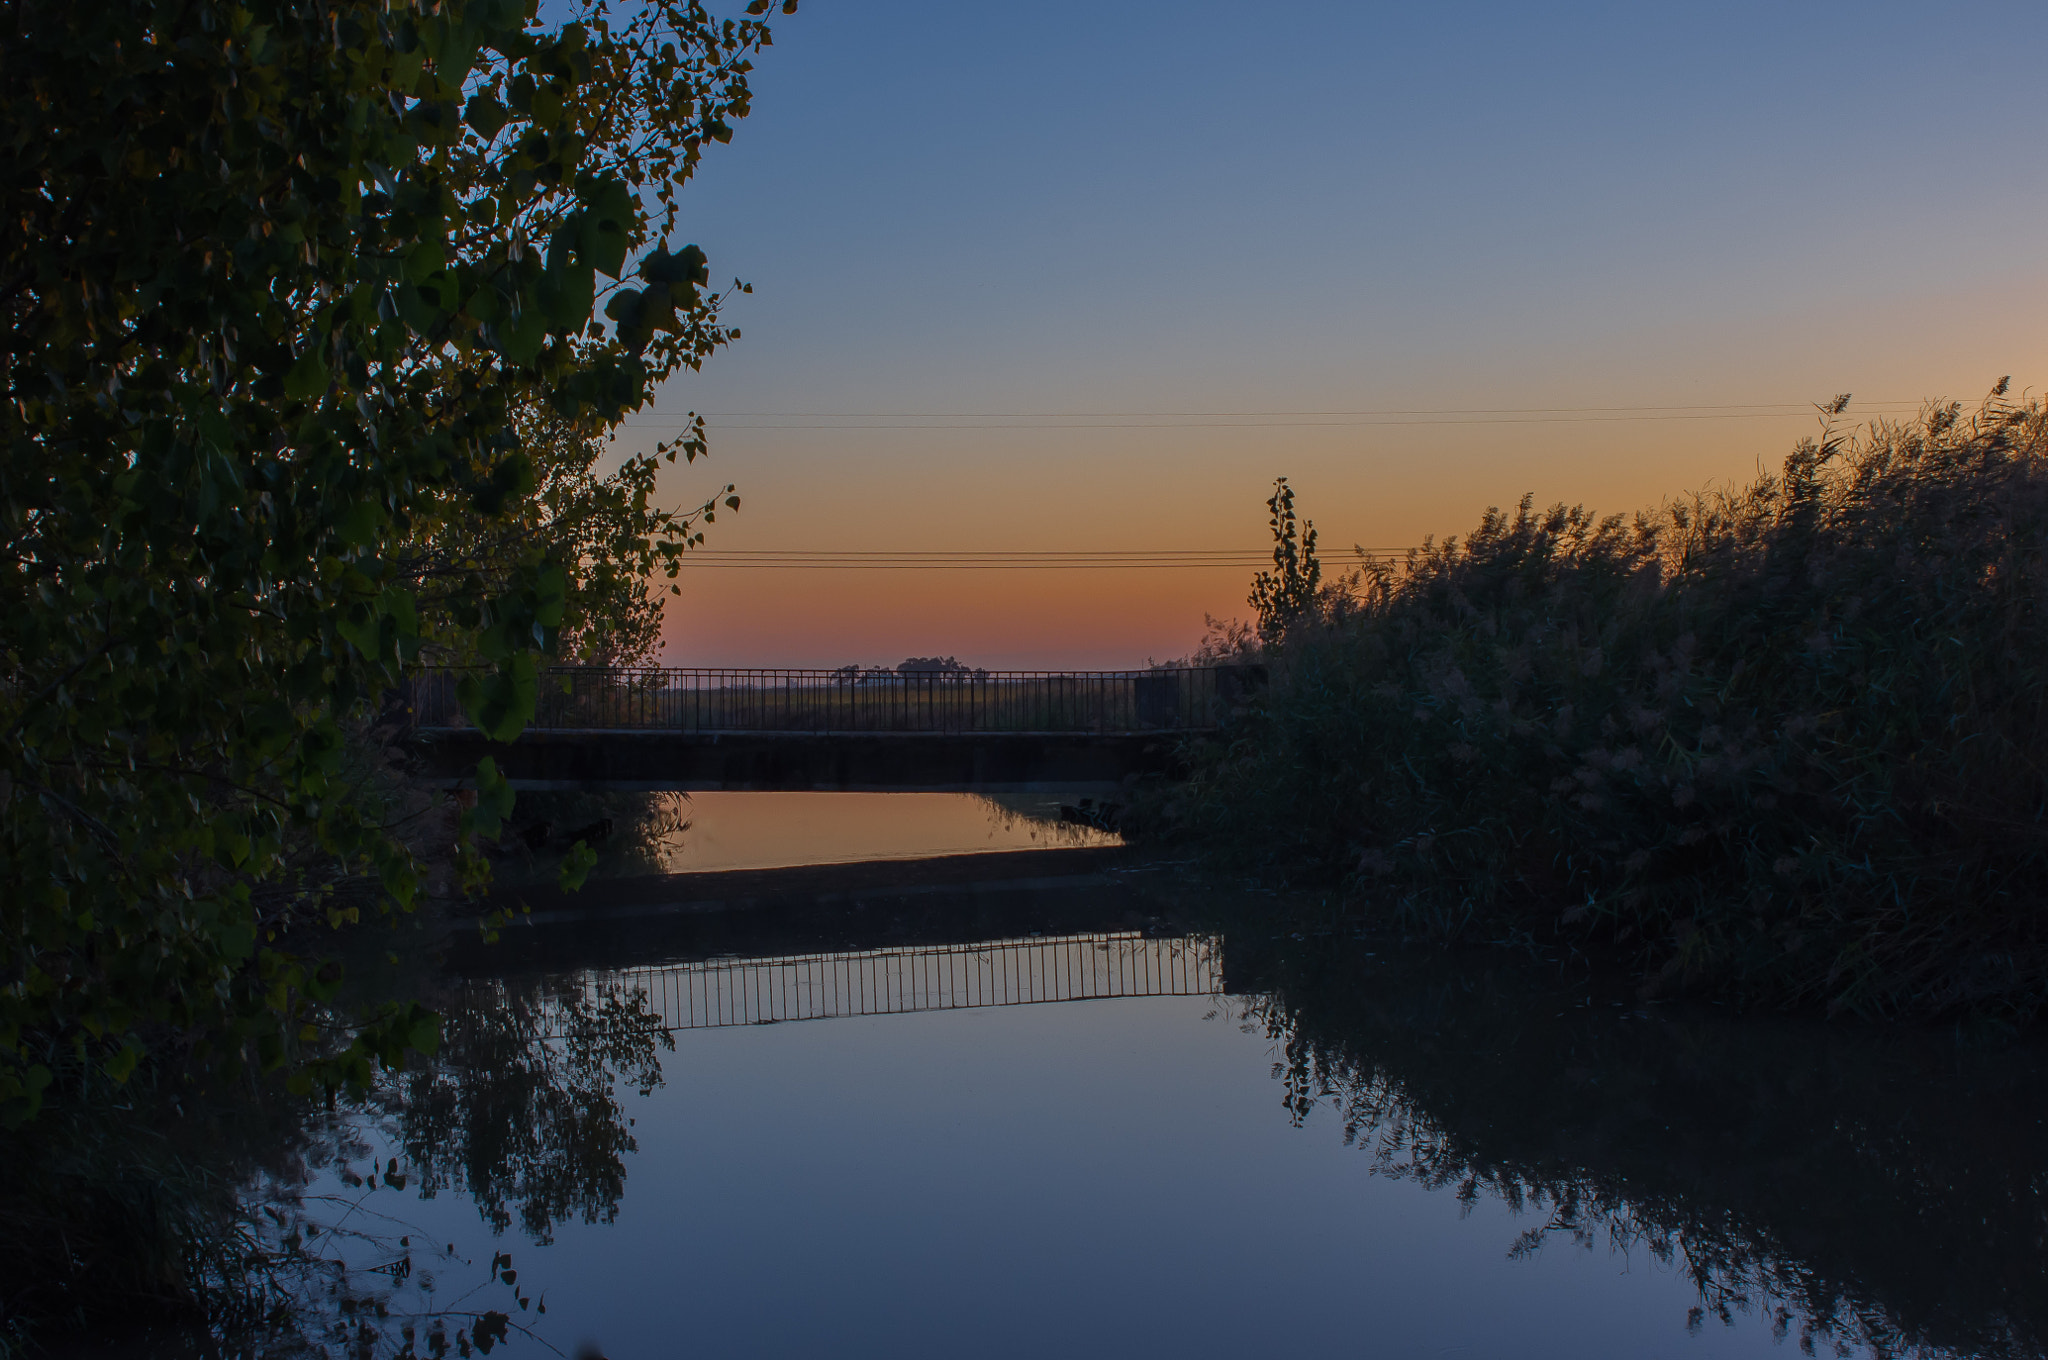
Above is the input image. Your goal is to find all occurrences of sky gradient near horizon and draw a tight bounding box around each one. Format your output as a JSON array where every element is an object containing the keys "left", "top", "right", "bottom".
[{"left": 625, "top": 0, "right": 2048, "bottom": 669}]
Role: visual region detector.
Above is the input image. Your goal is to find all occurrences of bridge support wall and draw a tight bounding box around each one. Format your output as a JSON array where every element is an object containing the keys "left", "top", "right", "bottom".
[{"left": 409, "top": 728, "right": 1191, "bottom": 792}]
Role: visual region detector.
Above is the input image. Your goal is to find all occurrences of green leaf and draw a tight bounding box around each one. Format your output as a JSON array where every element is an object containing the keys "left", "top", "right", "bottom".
[
  {"left": 558, "top": 838, "right": 599, "bottom": 891},
  {"left": 335, "top": 500, "right": 380, "bottom": 547},
  {"left": 336, "top": 603, "right": 383, "bottom": 660},
  {"left": 539, "top": 256, "right": 596, "bottom": 334},
  {"left": 533, "top": 562, "right": 568, "bottom": 628},
  {"left": 460, "top": 754, "right": 517, "bottom": 841},
  {"left": 284, "top": 349, "right": 329, "bottom": 401},
  {"left": 640, "top": 243, "right": 708, "bottom": 288},
  {"left": 103, "top": 1040, "right": 145, "bottom": 1084},
  {"left": 403, "top": 238, "right": 447, "bottom": 284},
  {"left": 216, "top": 921, "right": 256, "bottom": 961},
  {"left": 381, "top": 586, "right": 419, "bottom": 641},
  {"left": 2, "top": 1065, "right": 55, "bottom": 1125},
  {"left": 576, "top": 175, "right": 637, "bottom": 278},
  {"left": 460, "top": 659, "right": 538, "bottom": 743},
  {"left": 603, "top": 288, "right": 643, "bottom": 326},
  {"left": 503, "top": 306, "right": 549, "bottom": 365}
]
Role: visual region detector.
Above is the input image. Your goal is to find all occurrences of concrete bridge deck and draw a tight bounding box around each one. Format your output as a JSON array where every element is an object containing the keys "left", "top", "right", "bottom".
[{"left": 407, "top": 665, "right": 1258, "bottom": 790}]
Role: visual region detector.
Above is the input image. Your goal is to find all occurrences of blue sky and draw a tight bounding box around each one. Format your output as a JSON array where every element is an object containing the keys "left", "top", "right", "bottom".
[{"left": 631, "top": 0, "right": 2048, "bottom": 667}]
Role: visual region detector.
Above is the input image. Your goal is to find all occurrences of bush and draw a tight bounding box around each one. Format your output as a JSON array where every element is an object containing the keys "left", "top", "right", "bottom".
[{"left": 1174, "top": 386, "right": 2048, "bottom": 1016}]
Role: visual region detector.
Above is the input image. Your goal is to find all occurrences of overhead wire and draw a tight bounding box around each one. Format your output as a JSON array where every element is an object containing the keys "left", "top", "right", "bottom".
[
  {"left": 617, "top": 400, "right": 1938, "bottom": 432},
  {"left": 626, "top": 398, "right": 1940, "bottom": 568},
  {"left": 681, "top": 548, "right": 1412, "bottom": 570}
]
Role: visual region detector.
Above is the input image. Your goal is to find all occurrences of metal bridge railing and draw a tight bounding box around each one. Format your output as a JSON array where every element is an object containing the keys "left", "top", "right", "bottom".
[
  {"left": 618, "top": 932, "right": 1220, "bottom": 1030},
  {"left": 411, "top": 665, "right": 1263, "bottom": 735}
]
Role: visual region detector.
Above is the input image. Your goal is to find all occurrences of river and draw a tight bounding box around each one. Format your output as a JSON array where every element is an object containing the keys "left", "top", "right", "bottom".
[{"left": 168, "top": 795, "right": 2048, "bottom": 1359}]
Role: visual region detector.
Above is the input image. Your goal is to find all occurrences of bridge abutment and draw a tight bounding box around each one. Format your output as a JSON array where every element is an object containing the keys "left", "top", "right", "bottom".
[{"left": 409, "top": 728, "right": 1192, "bottom": 792}]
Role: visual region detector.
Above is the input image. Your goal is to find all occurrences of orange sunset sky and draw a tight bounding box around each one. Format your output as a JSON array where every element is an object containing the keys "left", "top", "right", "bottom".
[{"left": 604, "top": 2, "right": 2048, "bottom": 670}]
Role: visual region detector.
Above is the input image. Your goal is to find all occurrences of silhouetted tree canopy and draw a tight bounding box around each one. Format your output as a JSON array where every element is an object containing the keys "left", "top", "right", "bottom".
[{"left": 0, "top": 0, "right": 791, "bottom": 1120}]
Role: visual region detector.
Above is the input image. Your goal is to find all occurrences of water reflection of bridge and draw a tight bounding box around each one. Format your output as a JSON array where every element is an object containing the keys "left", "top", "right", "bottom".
[{"left": 619, "top": 931, "right": 1220, "bottom": 1030}]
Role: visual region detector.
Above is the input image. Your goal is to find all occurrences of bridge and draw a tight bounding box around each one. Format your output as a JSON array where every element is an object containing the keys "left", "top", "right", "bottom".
[{"left": 407, "top": 664, "right": 1262, "bottom": 791}]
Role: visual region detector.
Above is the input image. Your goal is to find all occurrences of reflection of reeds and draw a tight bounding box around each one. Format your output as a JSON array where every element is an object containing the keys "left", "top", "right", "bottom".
[
  {"left": 1178, "top": 388, "right": 2048, "bottom": 1016},
  {"left": 1232, "top": 928, "right": 2048, "bottom": 1359}
]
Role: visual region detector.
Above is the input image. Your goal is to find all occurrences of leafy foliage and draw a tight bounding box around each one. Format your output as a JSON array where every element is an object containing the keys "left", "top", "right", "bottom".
[
  {"left": 1175, "top": 388, "right": 2048, "bottom": 1016},
  {"left": 1248, "top": 476, "right": 1322, "bottom": 652},
  {"left": 0, "top": 0, "right": 790, "bottom": 1120},
  {"left": 403, "top": 407, "right": 738, "bottom": 672}
]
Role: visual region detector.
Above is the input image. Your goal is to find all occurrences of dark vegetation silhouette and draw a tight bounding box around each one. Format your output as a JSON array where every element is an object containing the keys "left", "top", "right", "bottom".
[
  {"left": 1, "top": 0, "right": 789, "bottom": 1126},
  {"left": 830, "top": 656, "right": 994, "bottom": 683},
  {"left": 1248, "top": 477, "right": 1323, "bottom": 653},
  {"left": 1166, "top": 387, "right": 2048, "bottom": 1017},
  {"left": 1, "top": 0, "right": 792, "bottom": 1344}
]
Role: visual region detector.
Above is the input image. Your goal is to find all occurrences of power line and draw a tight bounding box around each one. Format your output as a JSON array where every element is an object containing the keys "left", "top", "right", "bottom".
[
  {"left": 617, "top": 400, "right": 1935, "bottom": 432},
  {"left": 681, "top": 562, "right": 1313, "bottom": 570},
  {"left": 701, "top": 548, "right": 1392, "bottom": 555},
  {"left": 681, "top": 548, "right": 1411, "bottom": 570},
  {"left": 653, "top": 401, "right": 1930, "bottom": 416}
]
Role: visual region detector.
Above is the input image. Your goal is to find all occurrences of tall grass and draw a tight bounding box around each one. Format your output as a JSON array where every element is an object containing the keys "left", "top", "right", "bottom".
[{"left": 1171, "top": 386, "right": 2048, "bottom": 1016}]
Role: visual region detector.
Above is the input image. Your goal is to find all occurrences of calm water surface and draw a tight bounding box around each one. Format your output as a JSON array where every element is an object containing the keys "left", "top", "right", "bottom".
[
  {"left": 650, "top": 791, "right": 1117, "bottom": 872},
  {"left": 276, "top": 870, "right": 2048, "bottom": 1360}
]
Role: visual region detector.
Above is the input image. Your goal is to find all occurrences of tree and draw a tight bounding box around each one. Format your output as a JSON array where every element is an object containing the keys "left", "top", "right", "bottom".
[
  {"left": 401, "top": 405, "right": 736, "bottom": 671},
  {"left": 0, "top": 0, "right": 791, "bottom": 1120},
  {"left": 1249, "top": 477, "right": 1322, "bottom": 651}
]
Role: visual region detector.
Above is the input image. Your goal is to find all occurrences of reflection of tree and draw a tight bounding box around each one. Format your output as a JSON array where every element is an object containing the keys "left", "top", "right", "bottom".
[
  {"left": 379, "top": 973, "right": 671, "bottom": 1244},
  {"left": 0, "top": 969, "right": 665, "bottom": 1353},
  {"left": 1231, "top": 934, "right": 2048, "bottom": 1358},
  {"left": 972, "top": 793, "right": 1116, "bottom": 848},
  {"left": 490, "top": 788, "right": 695, "bottom": 882}
]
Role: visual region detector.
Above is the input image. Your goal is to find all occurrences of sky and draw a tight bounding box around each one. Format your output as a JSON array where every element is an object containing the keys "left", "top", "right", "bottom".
[{"left": 623, "top": 0, "right": 2048, "bottom": 669}]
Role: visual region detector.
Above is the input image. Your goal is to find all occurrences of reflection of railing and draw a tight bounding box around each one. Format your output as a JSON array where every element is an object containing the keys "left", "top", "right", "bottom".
[
  {"left": 412, "top": 666, "right": 1262, "bottom": 735},
  {"left": 615, "top": 932, "right": 1220, "bottom": 1030}
]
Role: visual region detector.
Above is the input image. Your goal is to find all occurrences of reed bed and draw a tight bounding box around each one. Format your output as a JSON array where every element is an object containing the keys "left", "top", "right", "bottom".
[{"left": 1171, "top": 387, "right": 2048, "bottom": 1016}]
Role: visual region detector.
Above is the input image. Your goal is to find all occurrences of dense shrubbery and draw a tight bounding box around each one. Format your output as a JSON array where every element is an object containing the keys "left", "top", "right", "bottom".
[{"left": 1172, "top": 387, "right": 2048, "bottom": 1016}]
